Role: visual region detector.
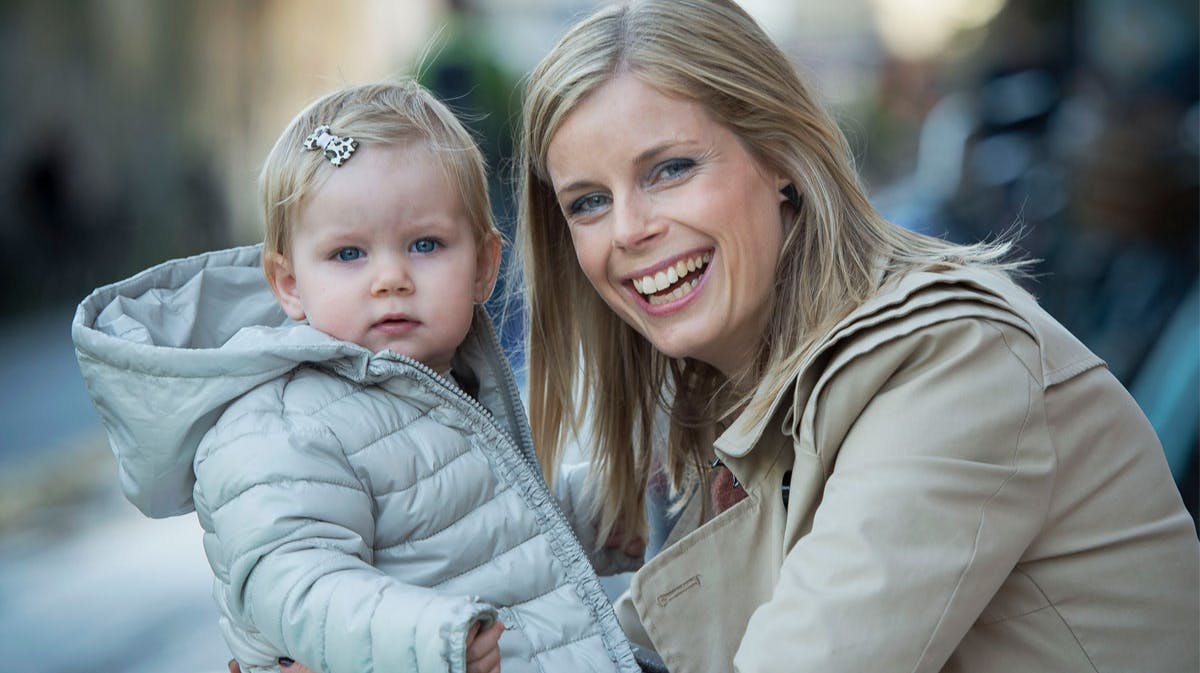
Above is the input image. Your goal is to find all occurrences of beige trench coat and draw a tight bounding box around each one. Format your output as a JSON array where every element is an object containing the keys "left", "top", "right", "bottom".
[{"left": 616, "top": 268, "right": 1199, "bottom": 673}]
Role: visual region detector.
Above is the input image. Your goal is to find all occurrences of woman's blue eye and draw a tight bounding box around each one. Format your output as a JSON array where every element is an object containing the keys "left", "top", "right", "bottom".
[
  {"left": 410, "top": 239, "right": 439, "bottom": 254},
  {"left": 336, "top": 247, "right": 364, "bottom": 261},
  {"left": 568, "top": 193, "right": 609, "bottom": 215},
  {"left": 655, "top": 158, "right": 695, "bottom": 181}
]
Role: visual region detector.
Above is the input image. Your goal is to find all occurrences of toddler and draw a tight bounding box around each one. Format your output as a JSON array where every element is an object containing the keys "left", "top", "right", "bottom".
[{"left": 72, "top": 81, "right": 639, "bottom": 673}]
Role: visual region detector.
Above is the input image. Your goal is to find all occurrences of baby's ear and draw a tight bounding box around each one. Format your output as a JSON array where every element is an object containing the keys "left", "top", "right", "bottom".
[
  {"left": 473, "top": 233, "right": 503, "bottom": 304},
  {"left": 263, "top": 251, "right": 306, "bottom": 321}
]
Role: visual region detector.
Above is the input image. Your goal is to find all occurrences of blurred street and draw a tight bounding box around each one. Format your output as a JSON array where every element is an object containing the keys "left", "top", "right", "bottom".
[
  {"left": 0, "top": 309, "right": 102, "bottom": 467},
  {"left": 0, "top": 308, "right": 226, "bottom": 673}
]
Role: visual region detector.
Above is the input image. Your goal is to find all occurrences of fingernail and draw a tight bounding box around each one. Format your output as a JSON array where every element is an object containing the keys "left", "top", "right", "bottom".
[{"left": 278, "top": 658, "right": 294, "bottom": 667}]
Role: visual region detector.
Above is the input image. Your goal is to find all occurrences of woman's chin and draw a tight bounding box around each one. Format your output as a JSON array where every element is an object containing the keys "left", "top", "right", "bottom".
[{"left": 643, "top": 330, "right": 709, "bottom": 366}]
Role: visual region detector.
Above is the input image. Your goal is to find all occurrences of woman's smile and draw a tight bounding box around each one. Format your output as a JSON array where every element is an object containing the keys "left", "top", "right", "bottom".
[{"left": 626, "top": 249, "right": 713, "bottom": 308}]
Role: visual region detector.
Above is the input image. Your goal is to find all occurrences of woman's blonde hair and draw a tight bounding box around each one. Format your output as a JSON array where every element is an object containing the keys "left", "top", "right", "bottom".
[
  {"left": 517, "top": 0, "right": 1018, "bottom": 544},
  {"left": 260, "top": 80, "right": 498, "bottom": 263}
]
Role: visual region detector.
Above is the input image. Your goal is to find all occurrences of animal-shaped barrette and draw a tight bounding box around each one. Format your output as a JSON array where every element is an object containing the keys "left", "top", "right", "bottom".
[{"left": 303, "top": 124, "right": 359, "bottom": 166}]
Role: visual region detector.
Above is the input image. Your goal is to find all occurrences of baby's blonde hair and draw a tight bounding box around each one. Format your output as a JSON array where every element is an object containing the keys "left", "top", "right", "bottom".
[{"left": 260, "top": 80, "right": 498, "bottom": 265}]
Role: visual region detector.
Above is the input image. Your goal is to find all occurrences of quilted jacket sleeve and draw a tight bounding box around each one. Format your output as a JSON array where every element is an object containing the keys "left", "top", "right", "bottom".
[
  {"left": 734, "top": 317, "right": 1056, "bottom": 672},
  {"left": 194, "top": 407, "right": 496, "bottom": 673}
]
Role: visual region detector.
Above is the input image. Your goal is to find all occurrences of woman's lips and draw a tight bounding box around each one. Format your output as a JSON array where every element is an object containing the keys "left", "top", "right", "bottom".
[
  {"left": 629, "top": 250, "right": 712, "bottom": 297},
  {"left": 627, "top": 250, "right": 713, "bottom": 313}
]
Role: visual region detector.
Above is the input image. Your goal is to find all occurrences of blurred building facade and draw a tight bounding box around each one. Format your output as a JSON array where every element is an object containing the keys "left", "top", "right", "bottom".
[{"left": 0, "top": 0, "right": 443, "bottom": 319}]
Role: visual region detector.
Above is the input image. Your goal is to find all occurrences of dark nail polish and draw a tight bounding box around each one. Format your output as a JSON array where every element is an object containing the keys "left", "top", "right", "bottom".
[{"left": 278, "top": 658, "right": 295, "bottom": 667}]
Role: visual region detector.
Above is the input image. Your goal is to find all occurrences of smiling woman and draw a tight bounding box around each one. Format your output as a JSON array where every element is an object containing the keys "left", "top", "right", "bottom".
[
  {"left": 547, "top": 75, "right": 788, "bottom": 376},
  {"left": 517, "top": 0, "right": 1200, "bottom": 671}
]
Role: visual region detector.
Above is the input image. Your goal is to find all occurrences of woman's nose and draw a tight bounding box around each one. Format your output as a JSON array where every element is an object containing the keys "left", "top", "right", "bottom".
[{"left": 612, "top": 195, "right": 665, "bottom": 250}]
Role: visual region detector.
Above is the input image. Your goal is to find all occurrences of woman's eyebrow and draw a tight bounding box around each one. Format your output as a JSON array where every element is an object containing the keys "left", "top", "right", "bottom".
[
  {"left": 634, "top": 141, "right": 677, "bottom": 165},
  {"left": 553, "top": 139, "right": 693, "bottom": 197},
  {"left": 554, "top": 177, "right": 599, "bottom": 197}
]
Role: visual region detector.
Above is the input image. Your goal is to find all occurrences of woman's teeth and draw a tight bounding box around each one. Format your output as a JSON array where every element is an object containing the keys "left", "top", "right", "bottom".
[
  {"left": 632, "top": 252, "right": 711, "bottom": 304},
  {"left": 645, "top": 278, "right": 700, "bottom": 305}
]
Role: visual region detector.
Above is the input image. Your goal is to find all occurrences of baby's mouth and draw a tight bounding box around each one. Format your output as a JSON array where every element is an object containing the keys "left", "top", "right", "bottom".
[
  {"left": 373, "top": 315, "right": 418, "bottom": 330},
  {"left": 631, "top": 251, "right": 712, "bottom": 306}
]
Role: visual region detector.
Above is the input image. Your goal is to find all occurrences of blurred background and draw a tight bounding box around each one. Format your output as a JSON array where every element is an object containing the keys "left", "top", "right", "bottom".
[{"left": 0, "top": 1, "right": 1194, "bottom": 672}]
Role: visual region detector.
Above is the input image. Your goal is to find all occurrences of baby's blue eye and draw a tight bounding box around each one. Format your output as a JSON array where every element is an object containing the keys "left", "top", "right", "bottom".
[
  {"left": 336, "top": 247, "right": 364, "bottom": 261},
  {"left": 410, "top": 239, "right": 439, "bottom": 254}
]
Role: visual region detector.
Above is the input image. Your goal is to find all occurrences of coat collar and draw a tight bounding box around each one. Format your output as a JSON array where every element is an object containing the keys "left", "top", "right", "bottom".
[{"left": 714, "top": 267, "right": 1037, "bottom": 458}]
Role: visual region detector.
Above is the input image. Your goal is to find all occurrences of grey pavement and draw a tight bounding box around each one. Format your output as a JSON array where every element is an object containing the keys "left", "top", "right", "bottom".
[{"left": 0, "top": 436, "right": 227, "bottom": 673}]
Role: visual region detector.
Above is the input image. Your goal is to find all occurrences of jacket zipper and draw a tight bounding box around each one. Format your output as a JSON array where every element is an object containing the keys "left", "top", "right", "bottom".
[
  {"left": 376, "top": 323, "right": 593, "bottom": 569},
  {"left": 381, "top": 339, "right": 632, "bottom": 664}
]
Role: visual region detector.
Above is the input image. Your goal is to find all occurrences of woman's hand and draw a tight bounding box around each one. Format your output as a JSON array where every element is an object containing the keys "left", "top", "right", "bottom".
[
  {"left": 466, "top": 619, "right": 505, "bottom": 673},
  {"left": 606, "top": 523, "right": 646, "bottom": 558}
]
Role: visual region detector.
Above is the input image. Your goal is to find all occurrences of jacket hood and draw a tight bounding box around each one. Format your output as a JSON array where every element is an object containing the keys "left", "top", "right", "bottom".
[{"left": 73, "top": 244, "right": 518, "bottom": 518}]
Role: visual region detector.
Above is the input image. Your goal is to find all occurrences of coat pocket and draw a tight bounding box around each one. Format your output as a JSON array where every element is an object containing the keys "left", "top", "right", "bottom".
[{"left": 628, "top": 493, "right": 779, "bottom": 673}]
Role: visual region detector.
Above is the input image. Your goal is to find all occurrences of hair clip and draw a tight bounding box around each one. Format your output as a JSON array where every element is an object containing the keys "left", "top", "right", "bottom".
[{"left": 303, "top": 124, "right": 359, "bottom": 166}]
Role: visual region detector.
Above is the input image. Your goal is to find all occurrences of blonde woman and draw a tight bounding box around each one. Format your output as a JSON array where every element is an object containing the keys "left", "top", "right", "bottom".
[{"left": 518, "top": 0, "right": 1200, "bottom": 671}]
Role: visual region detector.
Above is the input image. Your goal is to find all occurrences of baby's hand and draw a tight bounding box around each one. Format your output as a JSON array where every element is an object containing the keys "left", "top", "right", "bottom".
[{"left": 466, "top": 619, "right": 504, "bottom": 673}]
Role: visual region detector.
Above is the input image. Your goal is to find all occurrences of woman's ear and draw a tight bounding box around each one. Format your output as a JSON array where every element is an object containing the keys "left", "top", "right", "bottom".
[
  {"left": 474, "top": 233, "right": 503, "bottom": 304},
  {"left": 264, "top": 251, "right": 306, "bottom": 321},
  {"left": 775, "top": 170, "right": 801, "bottom": 209},
  {"left": 772, "top": 169, "right": 799, "bottom": 207}
]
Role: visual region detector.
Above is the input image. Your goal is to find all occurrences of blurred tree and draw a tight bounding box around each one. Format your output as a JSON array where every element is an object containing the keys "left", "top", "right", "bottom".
[{"left": 418, "top": 0, "right": 526, "bottom": 366}]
